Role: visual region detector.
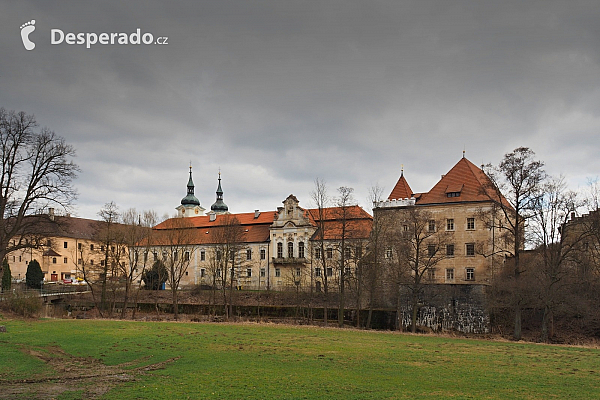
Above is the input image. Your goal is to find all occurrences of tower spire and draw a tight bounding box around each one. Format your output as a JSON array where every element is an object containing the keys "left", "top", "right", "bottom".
[{"left": 211, "top": 171, "right": 228, "bottom": 214}]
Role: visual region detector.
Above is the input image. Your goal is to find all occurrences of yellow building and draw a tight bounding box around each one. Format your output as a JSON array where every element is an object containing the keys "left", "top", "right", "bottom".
[
  {"left": 8, "top": 209, "right": 129, "bottom": 284},
  {"left": 375, "top": 156, "right": 512, "bottom": 284}
]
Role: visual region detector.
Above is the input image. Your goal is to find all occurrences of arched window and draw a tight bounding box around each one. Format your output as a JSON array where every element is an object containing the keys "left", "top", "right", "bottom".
[
  {"left": 288, "top": 242, "right": 294, "bottom": 258},
  {"left": 277, "top": 242, "right": 283, "bottom": 258}
]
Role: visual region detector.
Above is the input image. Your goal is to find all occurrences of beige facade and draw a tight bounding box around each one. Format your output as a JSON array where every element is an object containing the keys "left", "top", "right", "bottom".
[{"left": 375, "top": 156, "right": 512, "bottom": 285}]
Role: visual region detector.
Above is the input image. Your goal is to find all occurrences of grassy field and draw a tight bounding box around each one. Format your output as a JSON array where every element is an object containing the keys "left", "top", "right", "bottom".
[{"left": 0, "top": 319, "right": 599, "bottom": 399}]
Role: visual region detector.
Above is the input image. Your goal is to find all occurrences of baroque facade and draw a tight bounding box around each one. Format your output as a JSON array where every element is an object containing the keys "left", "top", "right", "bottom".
[{"left": 143, "top": 171, "right": 372, "bottom": 291}]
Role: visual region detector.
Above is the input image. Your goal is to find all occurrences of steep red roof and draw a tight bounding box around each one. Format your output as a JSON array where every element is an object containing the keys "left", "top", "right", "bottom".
[
  {"left": 149, "top": 223, "right": 271, "bottom": 246},
  {"left": 388, "top": 172, "right": 413, "bottom": 200},
  {"left": 417, "top": 157, "right": 507, "bottom": 205}
]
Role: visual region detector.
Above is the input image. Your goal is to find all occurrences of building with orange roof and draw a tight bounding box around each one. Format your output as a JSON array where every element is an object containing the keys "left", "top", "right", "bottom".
[
  {"left": 375, "top": 154, "right": 512, "bottom": 285},
  {"left": 140, "top": 173, "right": 372, "bottom": 291}
]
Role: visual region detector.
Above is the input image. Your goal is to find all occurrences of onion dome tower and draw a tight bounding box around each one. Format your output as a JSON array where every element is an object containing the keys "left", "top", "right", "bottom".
[
  {"left": 176, "top": 165, "right": 205, "bottom": 217},
  {"left": 210, "top": 172, "right": 229, "bottom": 214}
]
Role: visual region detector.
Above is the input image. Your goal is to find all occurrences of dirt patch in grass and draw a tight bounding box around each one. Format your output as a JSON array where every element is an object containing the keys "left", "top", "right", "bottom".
[{"left": 0, "top": 345, "right": 179, "bottom": 399}]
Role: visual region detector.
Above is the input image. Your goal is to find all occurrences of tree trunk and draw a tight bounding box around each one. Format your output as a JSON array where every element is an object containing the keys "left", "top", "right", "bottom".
[
  {"left": 172, "top": 287, "right": 179, "bottom": 320},
  {"left": 513, "top": 306, "right": 522, "bottom": 340},
  {"left": 411, "top": 291, "right": 418, "bottom": 333},
  {"left": 120, "top": 282, "right": 130, "bottom": 319}
]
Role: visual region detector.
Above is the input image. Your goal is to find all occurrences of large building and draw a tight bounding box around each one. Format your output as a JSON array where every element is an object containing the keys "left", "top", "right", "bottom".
[
  {"left": 7, "top": 209, "right": 130, "bottom": 283},
  {"left": 143, "top": 171, "right": 373, "bottom": 291},
  {"left": 375, "top": 155, "right": 512, "bottom": 284}
]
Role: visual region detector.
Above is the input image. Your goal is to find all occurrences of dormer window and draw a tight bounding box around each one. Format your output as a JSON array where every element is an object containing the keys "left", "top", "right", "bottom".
[{"left": 445, "top": 184, "right": 463, "bottom": 198}]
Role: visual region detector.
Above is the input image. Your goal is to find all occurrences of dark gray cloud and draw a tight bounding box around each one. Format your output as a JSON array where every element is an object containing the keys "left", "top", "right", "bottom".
[{"left": 2, "top": 1, "right": 600, "bottom": 219}]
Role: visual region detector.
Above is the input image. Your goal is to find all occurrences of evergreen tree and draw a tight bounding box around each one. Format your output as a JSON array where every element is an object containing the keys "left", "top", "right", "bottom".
[
  {"left": 141, "top": 260, "right": 168, "bottom": 290},
  {"left": 26, "top": 259, "right": 44, "bottom": 289},
  {"left": 1, "top": 259, "right": 11, "bottom": 291}
]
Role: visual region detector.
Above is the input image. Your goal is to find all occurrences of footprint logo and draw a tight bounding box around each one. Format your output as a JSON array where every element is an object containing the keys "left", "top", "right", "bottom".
[{"left": 20, "top": 20, "right": 36, "bottom": 51}]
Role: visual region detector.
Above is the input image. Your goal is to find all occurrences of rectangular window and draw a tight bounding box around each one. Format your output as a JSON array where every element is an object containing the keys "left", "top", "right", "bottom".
[
  {"left": 52, "top": 257, "right": 57, "bottom": 264},
  {"left": 298, "top": 242, "right": 305, "bottom": 258},
  {"left": 315, "top": 248, "right": 321, "bottom": 259},
  {"left": 315, "top": 267, "right": 322, "bottom": 277},
  {"left": 326, "top": 267, "right": 333, "bottom": 277},
  {"left": 90, "top": 244, "right": 94, "bottom": 251},
  {"left": 78, "top": 243, "right": 82, "bottom": 250},
  {"left": 344, "top": 247, "right": 351, "bottom": 259},
  {"left": 153, "top": 252, "right": 157, "bottom": 261},
  {"left": 217, "top": 269, "right": 222, "bottom": 277},
  {"left": 174, "top": 251, "right": 178, "bottom": 261},
  {"left": 428, "top": 220, "right": 435, "bottom": 232},
  {"left": 275, "top": 268, "right": 281, "bottom": 277},
  {"left": 200, "top": 268, "right": 206, "bottom": 278},
  {"left": 216, "top": 250, "right": 222, "bottom": 261},
  {"left": 78, "top": 258, "right": 83, "bottom": 265},
  {"left": 247, "top": 268, "right": 252, "bottom": 277},
  {"left": 446, "top": 268, "right": 454, "bottom": 281},
  {"left": 260, "top": 268, "right": 266, "bottom": 277},
  {"left": 326, "top": 248, "right": 333, "bottom": 259},
  {"left": 446, "top": 219, "right": 454, "bottom": 231},
  {"left": 466, "top": 267, "right": 475, "bottom": 281},
  {"left": 355, "top": 246, "right": 362, "bottom": 258},
  {"left": 344, "top": 267, "right": 351, "bottom": 276},
  {"left": 246, "top": 249, "right": 252, "bottom": 260},
  {"left": 229, "top": 250, "right": 235, "bottom": 261},
  {"left": 427, "top": 268, "right": 436, "bottom": 281},
  {"left": 385, "top": 248, "right": 393, "bottom": 259},
  {"left": 428, "top": 245, "right": 436, "bottom": 257},
  {"left": 185, "top": 251, "right": 190, "bottom": 261},
  {"left": 64, "top": 241, "right": 68, "bottom": 248},
  {"left": 467, "top": 218, "right": 475, "bottom": 230},
  {"left": 295, "top": 268, "right": 301, "bottom": 277},
  {"left": 64, "top": 257, "right": 68, "bottom": 263},
  {"left": 260, "top": 249, "right": 266, "bottom": 260},
  {"left": 288, "top": 242, "right": 294, "bottom": 258},
  {"left": 200, "top": 250, "right": 205, "bottom": 261},
  {"left": 90, "top": 260, "right": 94, "bottom": 265},
  {"left": 101, "top": 260, "right": 105, "bottom": 266},
  {"left": 446, "top": 244, "right": 454, "bottom": 257},
  {"left": 466, "top": 243, "right": 475, "bottom": 256},
  {"left": 277, "top": 242, "right": 283, "bottom": 258}
]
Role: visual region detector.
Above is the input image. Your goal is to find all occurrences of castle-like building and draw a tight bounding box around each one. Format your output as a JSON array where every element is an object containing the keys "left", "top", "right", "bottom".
[
  {"left": 145, "top": 169, "right": 373, "bottom": 290},
  {"left": 374, "top": 154, "right": 512, "bottom": 284}
]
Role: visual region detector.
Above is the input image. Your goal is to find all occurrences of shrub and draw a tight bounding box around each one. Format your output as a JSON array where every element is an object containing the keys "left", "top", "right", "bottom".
[
  {"left": 3, "top": 292, "right": 42, "bottom": 317},
  {"left": 26, "top": 260, "right": 43, "bottom": 289},
  {"left": 1, "top": 259, "right": 10, "bottom": 291}
]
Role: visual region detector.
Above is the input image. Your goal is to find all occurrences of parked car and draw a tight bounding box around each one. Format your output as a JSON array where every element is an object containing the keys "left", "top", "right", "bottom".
[{"left": 63, "top": 278, "right": 73, "bottom": 284}]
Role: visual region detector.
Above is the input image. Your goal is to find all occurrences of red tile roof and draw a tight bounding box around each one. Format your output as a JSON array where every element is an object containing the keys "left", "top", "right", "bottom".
[
  {"left": 388, "top": 172, "right": 413, "bottom": 200},
  {"left": 150, "top": 205, "right": 372, "bottom": 246},
  {"left": 417, "top": 157, "right": 508, "bottom": 206}
]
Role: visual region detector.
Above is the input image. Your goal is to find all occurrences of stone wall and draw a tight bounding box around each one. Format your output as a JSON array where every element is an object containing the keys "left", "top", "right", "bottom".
[{"left": 399, "top": 284, "right": 489, "bottom": 333}]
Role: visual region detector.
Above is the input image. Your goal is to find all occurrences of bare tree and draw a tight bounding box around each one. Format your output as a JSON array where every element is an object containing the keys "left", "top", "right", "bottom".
[
  {"left": 208, "top": 214, "right": 245, "bottom": 320},
  {"left": 130, "top": 210, "right": 158, "bottom": 319},
  {"left": 333, "top": 186, "right": 357, "bottom": 328},
  {"left": 485, "top": 147, "right": 546, "bottom": 340},
  {"left": 97, "top": 202, "right": 121, "bottom": 314},
  {"left": 363, "top": 185, "right": 392, "bottom": 329},
  {"left": 311, "top": 178, "right": 331, "bottom": 325},
  {"left": 530, "top": 177, "right": 585, "bottom": 341},
  {"left": 0, "top": 108, "right": 78, "bottom": 281},
  {"left": 154, "top": 217, "right": 198, "bottom": 320},
  {"left": 386, "top": 206, "right": 449, "bottom": 333},
  {"left": 118, "top": 208, "right": 154, "bottom": 319}
]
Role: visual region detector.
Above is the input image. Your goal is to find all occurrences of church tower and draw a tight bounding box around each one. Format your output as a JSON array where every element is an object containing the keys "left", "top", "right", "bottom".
[
  {"left": 176, "top": 166, "right": 205, "bottom": 217},
  {"left": 210, "top": 172, "right": 229, "bottom": 215}
]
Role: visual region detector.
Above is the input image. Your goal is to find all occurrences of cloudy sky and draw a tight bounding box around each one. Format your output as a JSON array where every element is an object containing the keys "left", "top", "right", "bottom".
[{"left": 2, "top": 1, "right": 599, "bottom": 220}]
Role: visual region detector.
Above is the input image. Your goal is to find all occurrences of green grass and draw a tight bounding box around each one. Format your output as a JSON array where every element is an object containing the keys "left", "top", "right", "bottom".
[{"left": 1, "top": 319, "right": 599, "bottom": 399}]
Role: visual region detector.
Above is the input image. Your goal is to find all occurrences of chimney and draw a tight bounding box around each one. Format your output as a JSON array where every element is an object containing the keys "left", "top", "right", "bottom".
[
  {"left": 48, "top": 208, "right": 55, "bottom": 221},
  {"left": 254, "top": 210, "right": 260, "bottom": 219}
]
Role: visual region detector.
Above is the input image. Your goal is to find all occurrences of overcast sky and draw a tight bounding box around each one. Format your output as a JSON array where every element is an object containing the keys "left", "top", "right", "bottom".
[{"left": 2, "top": 1, "right": 599, "bottom": 220}]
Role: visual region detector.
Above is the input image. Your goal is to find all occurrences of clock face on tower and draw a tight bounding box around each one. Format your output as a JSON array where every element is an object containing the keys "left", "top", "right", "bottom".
[{"left": 195, "top": 208, "right": 199, "bottom": 214}]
